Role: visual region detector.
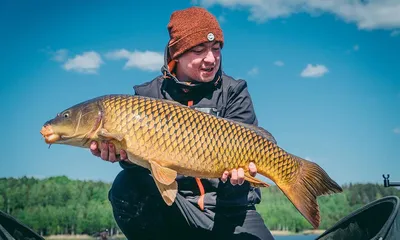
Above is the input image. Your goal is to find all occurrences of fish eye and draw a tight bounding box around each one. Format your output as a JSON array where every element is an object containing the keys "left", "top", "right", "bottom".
[{"left": 62, "top": 112, "right": 70, "bottom": 118}]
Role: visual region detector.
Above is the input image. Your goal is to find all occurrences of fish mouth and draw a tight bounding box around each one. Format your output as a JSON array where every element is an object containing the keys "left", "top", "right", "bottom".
[
  {"left": 40, "top": 124, "right": 83, "bottom": 145},
  {"left": 40, "top": 125, "right": 61, "bottom": 144}
]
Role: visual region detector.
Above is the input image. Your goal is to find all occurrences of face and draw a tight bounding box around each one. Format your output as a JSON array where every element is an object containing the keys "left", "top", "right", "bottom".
[{"left": 175, "top": 41, "right": 221, "bottom": 83}]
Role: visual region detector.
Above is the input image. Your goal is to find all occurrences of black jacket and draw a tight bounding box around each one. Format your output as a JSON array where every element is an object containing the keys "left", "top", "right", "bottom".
[{"left": 120, "top": 47, "right": 262, "bottom": 209}]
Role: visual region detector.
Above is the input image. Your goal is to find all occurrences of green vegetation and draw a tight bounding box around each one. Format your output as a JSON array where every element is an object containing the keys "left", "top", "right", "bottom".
[
  {"left": 257, "top": 182, "right": 400, "bottom": 232},
  {"left": 1, "top": 176, "right": 399, "bottom": 237},
  {"left": 0, "top": 176, "right": 117, "bottom": 236}
]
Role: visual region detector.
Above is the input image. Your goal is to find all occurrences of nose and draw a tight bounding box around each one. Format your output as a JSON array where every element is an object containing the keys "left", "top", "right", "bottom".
[{"left": 203, "top": 50, "right": 216, "bottom": 64}]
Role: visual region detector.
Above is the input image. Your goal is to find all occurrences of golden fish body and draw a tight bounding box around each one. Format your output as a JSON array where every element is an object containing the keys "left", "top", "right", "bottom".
[
  {"left": 40, "top": 94, "right": 342, "bottom": 228},
  {"left": 102, "top": 95, "right": 281, "bottom": 178}
]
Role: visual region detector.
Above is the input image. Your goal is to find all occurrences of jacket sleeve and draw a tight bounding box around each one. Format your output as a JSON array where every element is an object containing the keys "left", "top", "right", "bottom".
[{"left": 223, "top": 79, "right": 258, "bottom": 126}]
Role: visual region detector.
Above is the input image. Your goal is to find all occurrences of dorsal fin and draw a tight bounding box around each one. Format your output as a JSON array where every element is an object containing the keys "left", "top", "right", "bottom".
[
  {"left": 160, "top": 98, "right": 187, "bottom": 107},
  {"left": 228, "top": 119, "right": 277, "bottom": 144},
  {"left": 240, "top": 122, "right": 277, "bottom": 144}
]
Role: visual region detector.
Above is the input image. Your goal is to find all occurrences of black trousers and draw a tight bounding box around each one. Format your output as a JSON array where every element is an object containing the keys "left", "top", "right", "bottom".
[{"left": 108, "top": 169, "right": 275, "bottom": 240}]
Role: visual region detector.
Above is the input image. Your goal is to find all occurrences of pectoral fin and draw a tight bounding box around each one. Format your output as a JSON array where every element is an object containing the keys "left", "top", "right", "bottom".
[
  {"left": 98, "top": 128, "right": 125, "bottom": 141},
  {"left": 153, "top": 178, "right": 178, "bottom": 206},
  {"left": 149, "top": 161, "right": 177, "bottom": 185},
  {"left": 149, "top": 161, "right": 178, "bottom": 206},
  {"left": 245, "top": 173, "right": 270, "bottom": 188}
]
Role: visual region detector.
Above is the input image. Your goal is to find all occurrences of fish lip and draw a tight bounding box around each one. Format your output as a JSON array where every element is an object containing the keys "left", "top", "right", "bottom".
[
  {"left": 40, "top": 125, "right": 70, "bottom": 144},
  {"left": 44, "top": 134, "right": 61, "bottom": 144},
  {"left": 40, "top": 125, "right": 53, "bottom": 138}
]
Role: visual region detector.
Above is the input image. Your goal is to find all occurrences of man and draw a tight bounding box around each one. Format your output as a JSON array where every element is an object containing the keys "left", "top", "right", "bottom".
[{"left": 90, "top": 6, "right": 274, "bottom": 240}]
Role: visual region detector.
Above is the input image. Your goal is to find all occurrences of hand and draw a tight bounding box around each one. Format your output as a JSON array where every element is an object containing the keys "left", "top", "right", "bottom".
[
  {"left": 90, "top": 141, "right": 128, "bottom": 163},
  {"left": 221, "top": 162, "right": 257, "bottom": 186}
]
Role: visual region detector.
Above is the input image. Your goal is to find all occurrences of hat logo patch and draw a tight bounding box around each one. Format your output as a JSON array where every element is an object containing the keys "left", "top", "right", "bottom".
[{"left": 207, "top": 32, "right": 215, "bottom": 41}]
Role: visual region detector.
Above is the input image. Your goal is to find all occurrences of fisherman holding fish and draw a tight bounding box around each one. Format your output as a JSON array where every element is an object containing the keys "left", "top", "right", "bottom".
[
  {"left": 41, "top": 5, "right": 342, "bottom": 239},
  {"left": 90, "top": 6, "right": 275, "bottom": 240}
]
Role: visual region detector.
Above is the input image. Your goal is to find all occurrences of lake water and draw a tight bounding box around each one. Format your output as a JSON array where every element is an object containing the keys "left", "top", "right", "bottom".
[
  {"left": 56, "top": 235, "right": 320, "bottom": 240},
  {"left": 56, "top": 234, "right": 320, "bottom": 240},
  {"left": 274, "top": 235, "right": 319, "bottom": 240}
]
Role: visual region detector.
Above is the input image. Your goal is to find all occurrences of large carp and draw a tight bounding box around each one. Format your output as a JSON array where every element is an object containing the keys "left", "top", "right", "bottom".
[{"left": 40, "top": 94, "right": 342, "bottom": 228}]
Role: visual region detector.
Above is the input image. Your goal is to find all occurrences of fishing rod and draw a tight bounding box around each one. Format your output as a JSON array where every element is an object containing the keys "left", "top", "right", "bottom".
[{"left": 382, "top": 174, "right": 400, "bottom": 187}]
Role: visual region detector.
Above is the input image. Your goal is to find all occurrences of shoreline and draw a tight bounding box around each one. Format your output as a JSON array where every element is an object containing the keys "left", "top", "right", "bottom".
[
  {"left": 271, "top": 229, "right": 326, "bottom": 236},
  {"left": 46, "top": 235, "right": 126, "bottom": 240},
  {"left": 46, "top": 230, "right": 326, "bottom": 239}
]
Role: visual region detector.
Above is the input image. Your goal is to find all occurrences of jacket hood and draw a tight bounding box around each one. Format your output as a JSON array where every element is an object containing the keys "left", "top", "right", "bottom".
[{"left": 160, "top": 44, "right": 223, "bottom": 90}]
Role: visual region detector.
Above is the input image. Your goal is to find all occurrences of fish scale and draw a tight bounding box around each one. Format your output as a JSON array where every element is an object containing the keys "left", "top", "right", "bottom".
[
  {"left": 104, "top": 95, "right": 287, "bottom": 179},
  {"left": 40, "top": 94, "right": 342, "bottom": 229}
]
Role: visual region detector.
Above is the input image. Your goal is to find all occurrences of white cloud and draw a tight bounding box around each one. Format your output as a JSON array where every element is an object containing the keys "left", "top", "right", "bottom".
[
  {"left": 105, "top": 49, "right": 163, "bottom": 72},
  {"left": 248, "top": 66, "right": 259, "bottom": 75},
  {"left": 63, "top": 51, "right": 103, "bottom": 74},
  {"left": 41, "top": 47, "right": 69, "bottom": 62},
  {"left": 52, "top": 49, "right": 69, "bottom": 62},
  {"left": 394, "top": 127, "right": 400, "bottom": 134},
  {"left": 300, "top": 64, "right": 328, "bottom": 78},
  {"left": 391, "top": 30, "right": 400, "bottom": 36},
  {"left": 274, "top": 60, "right": 284, "bottom": 66},
  {"left": 198, "top": 0, "right": 400, "bottom": 30}
]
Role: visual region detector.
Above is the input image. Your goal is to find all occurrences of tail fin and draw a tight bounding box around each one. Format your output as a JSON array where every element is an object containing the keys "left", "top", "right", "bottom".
[{"left": 277, "top": 155, "right": 342, "bottom": 229}]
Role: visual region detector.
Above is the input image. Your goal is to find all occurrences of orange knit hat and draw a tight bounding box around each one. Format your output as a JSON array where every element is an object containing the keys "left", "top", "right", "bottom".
[{"left": 167, "top": 7, "right": 224, "bottom": 60}]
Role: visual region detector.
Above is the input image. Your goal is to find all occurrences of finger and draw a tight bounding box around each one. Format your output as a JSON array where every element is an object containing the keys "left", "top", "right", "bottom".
[
  {"left": 249, "top": 162, "right": 257, "bottom": 177},
  {"left": 238, "top": 168, "right": 245, "bottom": 185},
  {"left": 108, "top": 143, "right": 116, "bottom": 162},
  {"left": 100, "top": 141, "right": 109, "bottom": 160},
  {"left": 90, "top": 141, "right": 100, "bottom": 157},
  {"left": 230, "top": 169, "right": 238, "bottom": 186},
  {"left": 120, "top": 150, "right": 128, "bottom": 161},
  {"left": 221, "top": 170, "right": 229, "bottom": 183}
]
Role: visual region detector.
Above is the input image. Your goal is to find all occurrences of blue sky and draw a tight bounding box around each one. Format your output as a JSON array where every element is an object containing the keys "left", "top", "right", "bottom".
[{"left": 1, "top": 0, "right": 399, "bottom": 186}]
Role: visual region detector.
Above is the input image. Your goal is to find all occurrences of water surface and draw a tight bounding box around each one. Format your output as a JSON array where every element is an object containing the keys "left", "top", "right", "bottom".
[{"left": 274, "top": 235, "right": 319, "bottom": 240}]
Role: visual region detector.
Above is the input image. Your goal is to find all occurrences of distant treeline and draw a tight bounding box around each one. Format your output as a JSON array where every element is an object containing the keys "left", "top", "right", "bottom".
[
  {"left": 256, "top": 181, "right": 400, "bottom": 232},
  {"left": 0, "top": 176, "right": 117, "bottom": 236},
  {"left": 1, "top": 176, "right": 399, "bottom": 236}
]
